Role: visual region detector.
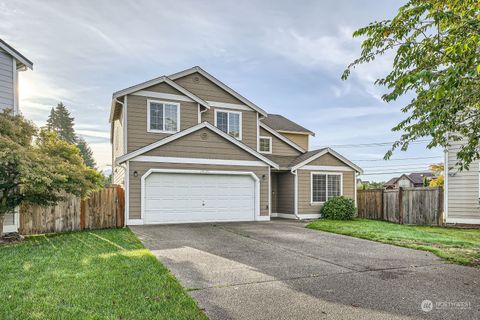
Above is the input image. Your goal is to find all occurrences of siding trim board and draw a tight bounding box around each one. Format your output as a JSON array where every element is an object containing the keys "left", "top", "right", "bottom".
[
  {"left": 291, "top": 148, "right": 363, "bottom": 173},
  {"left": 132, "top": 155, "right": 268, "bottom": 167}
]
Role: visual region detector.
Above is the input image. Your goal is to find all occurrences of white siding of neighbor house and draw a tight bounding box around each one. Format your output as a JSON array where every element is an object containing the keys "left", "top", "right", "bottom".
[
  {"left": 446, "top": 140, "right": 480, "bottom": 223},
  {"left": 0, "top": 49, "right": 14, "bottom": 110}
]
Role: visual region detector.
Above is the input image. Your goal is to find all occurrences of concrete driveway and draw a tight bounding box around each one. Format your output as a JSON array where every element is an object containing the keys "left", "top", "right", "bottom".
[{"left": 131, "top": 220, "right": 479, "bottom": 320}]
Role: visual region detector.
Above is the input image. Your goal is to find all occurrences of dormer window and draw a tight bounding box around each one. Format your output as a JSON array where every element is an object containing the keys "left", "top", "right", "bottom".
[
  {"left": 215, "top": 110, "right": 242, "bottom": 140},
  {"left": 147, "top": 100, "right": 180, "bottom": 133}
]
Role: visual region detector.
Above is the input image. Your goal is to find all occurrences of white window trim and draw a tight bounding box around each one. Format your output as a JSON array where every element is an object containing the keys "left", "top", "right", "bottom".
[
  {"left": 214, "top": 109, "right": 242, "bottom": 140},
  {"left": 310, "top": 172, "right": 343, "bottom": 204},
  {"left": 259, "top": 136, "right": 272, "bottom": 154},
  {"left": 147, "top": 99, "right": 181, "bottom": 134}
]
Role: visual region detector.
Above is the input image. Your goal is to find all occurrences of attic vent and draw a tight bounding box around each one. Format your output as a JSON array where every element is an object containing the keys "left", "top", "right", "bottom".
[
  {"left": 200, "top": 132, "right": 208, "bottom": 140},
  {"left": 193, "top": 76, "right": 200, "bottom": 83}
]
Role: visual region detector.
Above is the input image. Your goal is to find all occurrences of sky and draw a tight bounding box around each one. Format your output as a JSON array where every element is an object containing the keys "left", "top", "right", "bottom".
[{"left": 1, "top": 0, "right": 443, "bottom": 181}]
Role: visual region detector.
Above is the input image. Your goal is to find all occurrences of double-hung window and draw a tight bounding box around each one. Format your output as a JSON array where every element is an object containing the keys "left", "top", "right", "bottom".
[
  {"left": 311, "top": 173, "right": 342, "bottom": 203},
  {"left": 148, "top": 100, "right": 180, "bottom": 133},
  {"left": 259, "top": 136, "right": 272, "bottom": 153},
  {"left": 215, "top": 110, "right": 242, "bottom": 140}
]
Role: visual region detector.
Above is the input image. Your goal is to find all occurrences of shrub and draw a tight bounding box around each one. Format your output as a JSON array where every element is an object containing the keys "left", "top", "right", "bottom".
[{"left": 320, "top": 196, "right": 356, "bottom": 220}]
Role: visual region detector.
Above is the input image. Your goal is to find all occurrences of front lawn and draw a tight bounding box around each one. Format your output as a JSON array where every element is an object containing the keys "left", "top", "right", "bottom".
[
  {"left": 306, "top": 219, "right": 480, "bottom": 267},
  {"left": 0, "top": 228, "right": 207, "bottom": 320}
]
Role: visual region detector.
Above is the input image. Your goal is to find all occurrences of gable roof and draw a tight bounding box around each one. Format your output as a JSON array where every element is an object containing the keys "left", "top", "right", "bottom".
[
  {"left": 289, "top": 148, "right": 363, "bottom": 173},
  {"left": 408, "top": 172, "right": 435, "bottom": 184},
  {"left": 0, "top": 39, "right": 33, "bottom": 70},
  {"left": 259, "top": 122, "right": 305, "bottom": 153},
  {"left": 168, "top": 66, "right": 268, "bottom": 116},
  {"left": 115, "top": 122, "right": 279, "bottom": 169},
  {"left": 261, "top": 114, "right": 314, "bottom": 136}
]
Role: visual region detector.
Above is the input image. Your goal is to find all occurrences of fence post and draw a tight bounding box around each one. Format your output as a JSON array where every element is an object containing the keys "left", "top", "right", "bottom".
[
  {"left": 80, "top": 199, "right": 86, "bottom": 230},
  {"left": 437, "top": 187, "right": 444, "bottom": 226},
  {"left": 398, "top": 187, "right": 404, "bottom": 224},
  {"left": 381, "top": 188, "right": 385, "bottom": 221}
]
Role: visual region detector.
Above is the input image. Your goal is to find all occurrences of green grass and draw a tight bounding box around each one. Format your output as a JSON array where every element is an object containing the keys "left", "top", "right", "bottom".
[
  {"left": 306, "top": 219, "right": 480, "bottom": 267},
  {"left": 0, "top": 228, "right": 207, "bottom": 320}
]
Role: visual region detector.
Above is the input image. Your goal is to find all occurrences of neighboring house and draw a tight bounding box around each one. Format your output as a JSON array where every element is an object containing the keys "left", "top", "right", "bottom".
[
  {"left": 0, "top": 39, "right": 33, "bottom": 233},
  {"left": 384, "top": 172, "right": 434, "bottom": 189},
  {"left": 110, "top": 66, "right": 363, "bottom": 225},
  {"left": 445, "top": 142, "right": 480, "bottom": 225}
]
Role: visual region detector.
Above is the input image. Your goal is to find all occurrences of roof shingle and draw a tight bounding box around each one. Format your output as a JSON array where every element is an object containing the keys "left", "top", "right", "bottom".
[{"left": 261, "top": 114, "right": 314, "bottom": 135}]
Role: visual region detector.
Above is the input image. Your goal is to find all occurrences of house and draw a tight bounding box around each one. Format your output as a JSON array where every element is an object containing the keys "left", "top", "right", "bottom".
[
  {"left": 110, "top": 66, "right": 363, "bottom": 225},
  {"left": 384, "top": 172, "right": 434, "bottom": 189},
  {"left": 0, "top": 39, "right": 33, "bottom": 233},
  {"left": 445, "top": 142, "right": 480, "bottom": 225}
]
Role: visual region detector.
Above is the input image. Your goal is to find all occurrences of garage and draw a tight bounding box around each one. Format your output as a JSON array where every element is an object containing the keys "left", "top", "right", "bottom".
[{"left": 143, "top": 171, "right": 257, "bottom": 224}]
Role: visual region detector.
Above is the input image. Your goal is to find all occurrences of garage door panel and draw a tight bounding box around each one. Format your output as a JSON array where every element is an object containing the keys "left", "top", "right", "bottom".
[{"left": 144, "top": 172, "right": 256, "bottom": 224}]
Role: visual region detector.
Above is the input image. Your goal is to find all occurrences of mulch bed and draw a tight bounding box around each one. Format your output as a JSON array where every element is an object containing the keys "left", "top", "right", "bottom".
[{"left": 0, "top": 232, "right": 24, "bottom": 245}]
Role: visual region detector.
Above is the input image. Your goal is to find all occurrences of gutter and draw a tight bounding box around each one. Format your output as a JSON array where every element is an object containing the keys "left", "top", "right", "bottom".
[{"left": 291, "top": 169, "right": 301, "bottom": 220}]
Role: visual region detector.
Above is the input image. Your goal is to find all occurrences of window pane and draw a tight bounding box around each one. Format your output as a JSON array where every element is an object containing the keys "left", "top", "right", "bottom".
[
  {"left": 259, "top": 138, "right": 270, "bottom": 152},
  {"left": 150, "top": 103, "right": 163, "bottom": 130},
  {"left": 228, "top": 113, "right": 240, "bottom": 138},
  {"left": 164, "top": 104, "right": 178, "bottom": 131},
  {"left": 312, "top": 174, "right": 326, "bottom": 202},
  {"left": 327, "top": 175, "right": 341, "bottom": 199},
  {"left": 216, "top": 112, "right": 228, "bottom": 133}
]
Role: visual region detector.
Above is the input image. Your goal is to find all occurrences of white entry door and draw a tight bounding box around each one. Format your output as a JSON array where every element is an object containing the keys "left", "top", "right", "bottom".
[{"left": 144, "top": 172, "right": 256, "bottom": 224}]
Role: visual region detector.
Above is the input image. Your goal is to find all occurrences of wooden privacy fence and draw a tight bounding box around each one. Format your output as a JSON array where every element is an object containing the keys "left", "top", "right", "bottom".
[
  {"left": 19, "top": 185, "right": 125, "bottom": 235},
  {"left": 357, "top": 187, "right": 444, "bottom": 226}
]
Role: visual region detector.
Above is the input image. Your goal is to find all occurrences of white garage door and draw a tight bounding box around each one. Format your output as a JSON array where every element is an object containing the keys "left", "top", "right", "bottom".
[{"left": 144, "top": 172, "right": 256, "bottom": 224}]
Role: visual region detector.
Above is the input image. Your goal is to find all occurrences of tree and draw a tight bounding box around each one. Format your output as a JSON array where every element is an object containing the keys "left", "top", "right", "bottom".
[
  {"left": 429, "top": 163, "right": 445, "bottom": 187},
  {"left": 45, "top": 102, "right": 76, "bottom": 144},
  {"left": 342, "top": 1, "right": 480, "bottom": 170},
  {"left": 45, "top": 102, "right": 97, "bottom": 168},
  {"left": 77, "top": 137, "right": 96, "bottom": 168},
  {"left": 0, "top": 110, "right": 103, "bottom": 234}
]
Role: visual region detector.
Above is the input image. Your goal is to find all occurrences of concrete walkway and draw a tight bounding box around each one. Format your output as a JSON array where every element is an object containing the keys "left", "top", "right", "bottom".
[{"left": 131, "top": 220, "right": 479, "bottom": 320}]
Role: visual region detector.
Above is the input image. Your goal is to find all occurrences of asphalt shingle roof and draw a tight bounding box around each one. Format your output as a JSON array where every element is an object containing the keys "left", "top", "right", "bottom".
[{"left": 261, "top": 114, "right": 314, "bottom": 135}]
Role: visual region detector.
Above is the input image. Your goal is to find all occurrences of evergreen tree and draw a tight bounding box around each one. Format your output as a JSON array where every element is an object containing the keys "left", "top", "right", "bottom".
[
  {"left": 77, "top": 137, "right": 96, "bottom": 168},
  {"left": 45, "top": 103, "right": 76, "bottom": 144}
]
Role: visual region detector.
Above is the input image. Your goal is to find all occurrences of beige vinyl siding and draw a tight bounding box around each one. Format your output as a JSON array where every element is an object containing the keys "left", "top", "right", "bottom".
[
  {"left": 276, "top": 172, "right": 295, "bottom": 214},
  {"left": 259, "top": 127, "right": 301, "bottom": 156},
  {"left": 297, "top": 153, "right": 356, "bottom": 214},
  {"left": 173, "top": 72, "right": 243, "bottom": 104},
  {"left": 126, "top": 94, "right": 199, "bottom": 152},
  {"left": 201, "top": 107, "right": 258, "bottom": 150},
  {"left": 144, "top": 128, "right": 259, "bottom": 161},
  {"left": 128, "top": 162, "right": 269, "bottom": 219},
  {"left": 297, "top": 170, "right": 355, "bottom": 214},
  {"left": 279, "top": 132, "right": 309, "bottom": 150},
  {"left": 0, "top": 49, "right": 14, "bottom": 109},
  {"left": 447, "top": 141, "right": 480, "bottom": 220}
]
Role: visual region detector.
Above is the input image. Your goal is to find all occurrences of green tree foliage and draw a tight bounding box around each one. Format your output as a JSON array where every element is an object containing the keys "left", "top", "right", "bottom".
[
  {"left": 0, "top": 110, "right": 103, "bottom": 233},
  {"left": 46, "top": 102, "right": 97, "bottom": 168},
  {"left": 77, "top": 137, "right": 96, "bottom": 168},
  {"left": 342, "top": 1, "right": 480, "bottom": 169},
  {"left": 45, "top": 103, "right": 76, "bottom": 144}
]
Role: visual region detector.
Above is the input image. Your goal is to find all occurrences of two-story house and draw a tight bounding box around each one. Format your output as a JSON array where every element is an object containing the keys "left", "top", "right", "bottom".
[
  {"left": 0, "top": 39, "right": 33, "bottom": 233},
  {"left": 110, "top": 66, "right": 363, "bottom": 225}
]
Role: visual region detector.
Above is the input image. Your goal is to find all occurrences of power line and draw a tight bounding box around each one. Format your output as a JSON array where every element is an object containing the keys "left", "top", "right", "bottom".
[
  {"left": 352, "top": 156, "right": 442, "bottom": 162},
  {"left": 361, "top": 162, "right": 434, "bottom": 169},
  {"left": 312, "top": 139, "right": 431, "bottom": 149},
  {"left": 360, "top": 171, "right": 435, "bottom": 176}
]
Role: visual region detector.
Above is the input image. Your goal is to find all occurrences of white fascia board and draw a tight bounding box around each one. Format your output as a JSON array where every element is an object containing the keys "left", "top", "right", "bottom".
[
  {"left": 259, "top": 122, "right": 305, "bottom": 153},
  {"left": 168, "top": 66, "right": 268, "bottom": 116},
  {"left": 116, "top": 122, "right": 279, "bottom": 169},
  {"left": 131, "top": 156, "right": 267, "bottom": 167},
  {"left": 112, "top": 76, "right": 210, "bottom": 108},
  {"left": 291, "top": 148, "right": 363, "bottom": 173}
]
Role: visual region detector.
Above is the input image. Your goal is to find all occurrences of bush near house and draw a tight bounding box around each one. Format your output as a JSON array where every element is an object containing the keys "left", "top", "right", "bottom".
[{"left": 320, "top": 196, "right": 356, "bottom": 220}]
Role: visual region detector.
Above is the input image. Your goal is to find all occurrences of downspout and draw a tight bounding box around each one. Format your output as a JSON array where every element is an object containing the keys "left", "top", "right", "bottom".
[{"left": 292, "top": 169, "right": 301, "bottom": 220}]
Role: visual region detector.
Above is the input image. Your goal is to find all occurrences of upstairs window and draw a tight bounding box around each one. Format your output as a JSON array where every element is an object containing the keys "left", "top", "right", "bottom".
[
  {"left": 215, "top": 110, "right": 242, "bottom": 140},
  {"left": 311, "top": 173, "right": 342, "bottom": 203},
  {"left": 147, "top": 100, "right": 180, "bottom": 133},
  {"left": 259, "top": 136, "right": 272, "bottom": 153}
]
